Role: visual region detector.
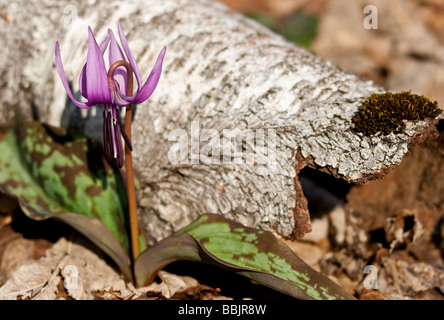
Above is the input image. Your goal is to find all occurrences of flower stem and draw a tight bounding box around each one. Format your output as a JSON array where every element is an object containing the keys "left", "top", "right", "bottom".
[{"left": 108, "top": 61, "right": 140, "bottom": 263}]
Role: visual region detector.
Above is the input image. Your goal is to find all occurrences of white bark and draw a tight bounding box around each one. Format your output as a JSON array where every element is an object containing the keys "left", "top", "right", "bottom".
[{"left": 0, "top": 0, "right": 441, "bottom": 244}]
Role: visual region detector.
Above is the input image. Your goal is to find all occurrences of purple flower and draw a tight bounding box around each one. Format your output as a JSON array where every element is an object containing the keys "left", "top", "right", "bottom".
[{"left": 55, "top": 22, "right": 166, "bottom": 167}]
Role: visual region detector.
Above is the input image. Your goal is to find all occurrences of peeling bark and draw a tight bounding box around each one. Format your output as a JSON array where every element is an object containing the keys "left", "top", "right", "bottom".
[{"left": 0, "top": 0, "right": 442, "bottom": 244}]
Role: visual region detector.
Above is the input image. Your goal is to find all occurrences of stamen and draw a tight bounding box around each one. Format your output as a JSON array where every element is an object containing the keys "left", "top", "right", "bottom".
[
  {"left": 110, "top": 110, "right": 118, "bottom": 159},
  {"left": 106, "top": 60, "right": 134, "bottom": 167},
  {"left": 115, "top": 117, "right": 124, "bottom": 168},
  {"left": 106, "top": 109, "right": 115, "bottom": 161},
  {"left": 103, "top": 108, "right": 111, "bottom": 161},
  {"left": 116, "top": 109, "right": 132, "bottom": 151}
]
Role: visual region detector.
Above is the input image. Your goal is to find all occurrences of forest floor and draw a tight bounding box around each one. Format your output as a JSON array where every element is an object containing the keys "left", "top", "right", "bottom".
[{"left": 0, "top": 0, "right": 443, "bottom": 300}]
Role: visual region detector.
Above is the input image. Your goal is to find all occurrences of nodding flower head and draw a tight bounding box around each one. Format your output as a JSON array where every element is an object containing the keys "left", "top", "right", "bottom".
[{"left": 55, "top": 22, "right": 166, "bottom": 167}]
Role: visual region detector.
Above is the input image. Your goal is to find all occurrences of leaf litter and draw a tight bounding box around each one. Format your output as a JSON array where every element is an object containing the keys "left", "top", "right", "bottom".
[{"left": 0, "top": 123, "right": 443, "bottom": 300}]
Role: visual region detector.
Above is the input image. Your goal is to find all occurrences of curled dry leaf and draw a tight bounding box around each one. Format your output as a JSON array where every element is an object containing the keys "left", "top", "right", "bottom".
[
  {"left": 134, "top": 291, "right": 168, "bottom": 300},
  {"left": 0, "top": 237, "right": 130, "bottom": 300},
  {"left": 377, "top": 252, "right": 444, "bottom": 299},
  {"left": 0, "top": 238, "right": 35, "bottom": 284},
  {"left": 131, "top": 271, "right": 200, "bottom": 300}
]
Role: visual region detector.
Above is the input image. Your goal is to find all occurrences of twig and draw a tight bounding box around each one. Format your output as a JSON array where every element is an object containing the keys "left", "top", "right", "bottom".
[{"left": 31, "top": 255, "right": 69, "bottom": 299}]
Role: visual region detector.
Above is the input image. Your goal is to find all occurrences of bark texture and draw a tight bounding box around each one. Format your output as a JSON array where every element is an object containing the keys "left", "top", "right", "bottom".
[{"left": 0, "top": 0, "right": 441, "bottom": 244}]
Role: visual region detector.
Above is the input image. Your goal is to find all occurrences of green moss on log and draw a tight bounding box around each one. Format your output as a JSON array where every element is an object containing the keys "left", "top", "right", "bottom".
[{"left": 352, "top": 91, "right": 441, "bottom": 136}]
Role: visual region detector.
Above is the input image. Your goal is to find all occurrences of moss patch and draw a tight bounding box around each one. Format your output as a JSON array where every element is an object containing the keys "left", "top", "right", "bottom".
[{"left": 352, "top": 91, "right": 441, "bottom": 135}]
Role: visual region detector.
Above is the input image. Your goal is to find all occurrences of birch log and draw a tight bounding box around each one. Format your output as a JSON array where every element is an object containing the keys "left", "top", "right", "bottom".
[{"left": 0, "top": 0, "right": 441, "bottom": 244}]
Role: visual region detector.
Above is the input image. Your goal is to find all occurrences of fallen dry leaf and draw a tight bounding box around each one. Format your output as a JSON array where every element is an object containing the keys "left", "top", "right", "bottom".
[
  {"left": 134, "top": 291, "right": 168, "bottom": 300},
  {"left": 172, "top": 284, "right": 222, "bottom": 300},
  {"left": 359, "top": 289, "right": 385, "bottom": 300},
  {"left": 0, "top": 237, "right": 130, "bottom": 300}
]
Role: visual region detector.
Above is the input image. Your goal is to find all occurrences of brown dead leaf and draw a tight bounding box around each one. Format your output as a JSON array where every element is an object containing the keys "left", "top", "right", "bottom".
[
  {"left": 378, "top": 252, "right": 444, "bottom": 299},
  {"left": 135, "top": 291, "right": 168, "bottom": 300},
  {"left": 346, "top": 133, "right": 444, "bottom": 248},
  {"left": 0, "top": 237, "right": 131, "bottom": 300},
  {"left": 0, "top": 194, "right": 18, "bottom": 216},
  {"left": 384, "top": 211, "right": 424, "bottom": 252},
  {"left": 56, "top": 278, "right": 74, "bottom": 300},
  {"left": 218, "top": 0, "right": 269, "bottom": 15},
  {"left": 0, "top": 225, "right": 20, "bottom": 248},
  {"left": 359, "top": 289, "right": 385, "bottom": 300},
  {"left": 0, "top": 215, "right": 12, "bottom": 232},
  {"left": 219, "top": 0, "right": 327, "bottom": 17},
  {"left": 33, "top": 239, "right": 53, "bottom": 260},
  {"left": 415, "top": 289, "right": 444, "bottom": 300},
  {"left": 407, "top": 237, "right": 443, "bottom": 264},
  {"left": 284, "top": 239, "right": 326, "bottom": 271},
  {"left": 172, "top": 285, "right": 221, "bottom": 300},
  {"left": 373, "top": 248, "right": 389, "bottom": 264},
  {"left": 0, "top": 237, "right": 35, "bottom": 284},
  {"left": 314, "top": 0, "right": 444, "bottom": 107},
  {"left": 96, "top": 287, "right": 125, "bottom": 300}
]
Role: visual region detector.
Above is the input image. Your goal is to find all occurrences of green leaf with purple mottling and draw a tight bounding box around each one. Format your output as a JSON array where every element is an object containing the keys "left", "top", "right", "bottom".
[
  {"left": 135, "top": 214, "right": 356, "bottom": 300},
  {"left": 0, "top": 122, "right": 132, "bottom": 281}
]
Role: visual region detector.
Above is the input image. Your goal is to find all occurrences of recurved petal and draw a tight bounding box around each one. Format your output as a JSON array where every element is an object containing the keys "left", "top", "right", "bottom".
[
  {"left": 108, "top": 29, "right": 127, "bottom": 96},
  {"left": 133, "top": 46, "right": 166, "bottom": 104},
  {"left": 55, "top": 42, "right": 93, "bottom": 109},
  {"left": 99, "top": 33, "right": 111, "bottom": 54},
  {"left": 84, "top": 26, "right": 111, "bottom": 105},
  {"left": 117, "top": 22, "right": 142, "bottom": 91}
]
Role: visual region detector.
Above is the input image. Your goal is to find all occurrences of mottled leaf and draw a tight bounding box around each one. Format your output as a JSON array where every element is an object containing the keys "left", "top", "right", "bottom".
[
  {"left": 0, "top": 122, "right": 132, "bottom": 281},
  {"left": 135, "top": 214, "right": 356, "bottom": 300}
]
